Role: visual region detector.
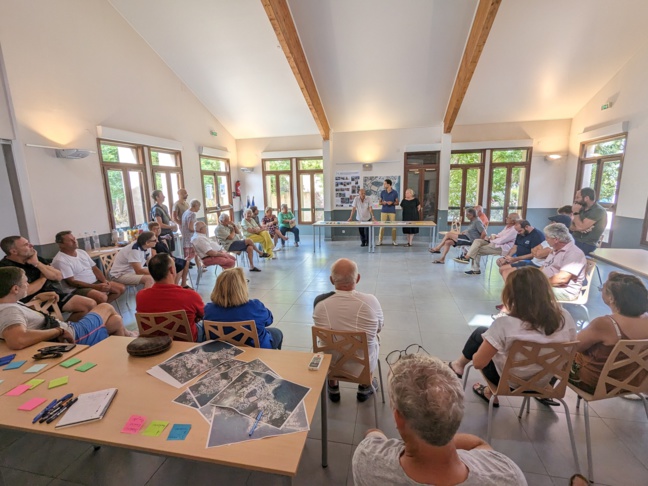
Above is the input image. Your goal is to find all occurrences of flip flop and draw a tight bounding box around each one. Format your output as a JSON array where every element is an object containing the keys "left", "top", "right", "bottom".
[
  {"left": 428, "top": 249, "right": 441, "bottom": 254},
  {"left": 432, "top": 260, "right": 445, "bottom": 264},
  {"left": 534, "top": 397, "right": 560, "bottom": 407},
  {"left": 446, "top": 361, "right": 462, "bottom": 379},
  {"left": 472, "top": 383, "right": 499, "bottom": 407}
]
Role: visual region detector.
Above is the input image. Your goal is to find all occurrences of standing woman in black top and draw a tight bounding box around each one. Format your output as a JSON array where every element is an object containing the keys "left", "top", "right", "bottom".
[
  {"left": 400, "top": 188, "right": 421, "bottom": 247},
  {"left": 150, "top": 190, "right": 177, "bottom": 252}
]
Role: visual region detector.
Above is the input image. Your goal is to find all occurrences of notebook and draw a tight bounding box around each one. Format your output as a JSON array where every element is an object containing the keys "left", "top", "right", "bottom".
[{"left": 55, "top": 388, "right": 118, "bottom": 429}]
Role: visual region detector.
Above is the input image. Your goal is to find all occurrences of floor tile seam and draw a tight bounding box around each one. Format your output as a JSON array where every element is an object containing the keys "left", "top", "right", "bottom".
[
  {"left": 598, "top": 417, "right": 648, "bottom": 470},
  {"left": 0, "top": 466, "right": 55, "bottom": 482},
  {"left": 142, "top": 457, "right": 170, "bottom": 486},
  {"left": 45, "top": 441, "right": 94, "bottom": 480}
]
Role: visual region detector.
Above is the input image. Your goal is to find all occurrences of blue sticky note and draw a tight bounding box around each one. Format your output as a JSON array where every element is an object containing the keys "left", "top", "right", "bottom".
[
  {"left": 4, "top": 360, "right": 26, "bottom": 370},
  {"left": 167, "top": 424, "right": 191, "bottom": 441}
]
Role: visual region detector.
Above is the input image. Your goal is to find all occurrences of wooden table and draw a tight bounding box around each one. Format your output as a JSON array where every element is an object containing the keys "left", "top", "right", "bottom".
[
  {"left": 313, "top": 220, "right": 437, "bottom": 253},
  {"left": 590, "top": 248, "right": 648, "bottom": 279},
  {"left": 0, "top": 337, "right": 330, "bottom": 482},
  {"left": 86, "top": 246, "right": 121, "bottom": 259},
  {"left": 0, "top": 341, "right": 87, "bottom": 395}
]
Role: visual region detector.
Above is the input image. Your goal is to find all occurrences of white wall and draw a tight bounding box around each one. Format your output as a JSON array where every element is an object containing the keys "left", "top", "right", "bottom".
[
  {"left": 0, "top": 0, "right": 236, "bottom": 244},
  {"left": 568, "top": 41, "right": 648, "bottom": 220}
]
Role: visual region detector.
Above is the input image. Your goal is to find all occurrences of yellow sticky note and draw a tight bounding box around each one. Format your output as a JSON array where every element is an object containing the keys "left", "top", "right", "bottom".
[
  {"left": 142, "top": 420, "right": 169, "bottom": 437},
  {"left": 48, "top": 376, "right": 69, "bottom": 389},
  {"left": 25, "top": 379, "right": 45, "bottom": 389}
]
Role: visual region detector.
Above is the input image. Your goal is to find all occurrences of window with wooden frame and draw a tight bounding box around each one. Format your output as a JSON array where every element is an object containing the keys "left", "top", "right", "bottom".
[
  {"left": 149, "top": 147, "right": 184, "bottom": 216},
  {"left": 200, "top": 156, "right": 232, "bottom": 232},
  {"left": 262, "top": 158, "right": 293, "bottom": 212},
  {"left": 487, "top": 148, "right": 532, "bottom": 224},
  {"left": 296, "top": 158, "right": 324, "bottom": 224},
  {"left": 98, "top": 140, "right": 150, "bottom": 229},
  {"left": 448, "top": 150, "right": 484, "bottom": 223},
  {"left": 575, "top": 134, "right": 626, "bottom": 245}
]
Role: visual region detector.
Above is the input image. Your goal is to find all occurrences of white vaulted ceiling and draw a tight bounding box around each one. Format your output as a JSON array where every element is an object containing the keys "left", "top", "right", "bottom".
[{"left": 108, "top": 0, "right": 648, "bottom": 138}]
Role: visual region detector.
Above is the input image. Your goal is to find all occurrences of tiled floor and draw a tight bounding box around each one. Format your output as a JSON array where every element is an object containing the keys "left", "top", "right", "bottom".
[{"left": 1, "top": 237, "right": 647, "bottom": 485}]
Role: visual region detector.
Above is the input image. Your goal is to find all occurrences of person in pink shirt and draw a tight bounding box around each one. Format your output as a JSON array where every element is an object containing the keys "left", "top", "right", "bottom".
[
  {"left": 541, "top": 223, "right": 586, "bottom": 301},
  {"left": 459, "top": 213, "right": 520, "bottom": 275}
]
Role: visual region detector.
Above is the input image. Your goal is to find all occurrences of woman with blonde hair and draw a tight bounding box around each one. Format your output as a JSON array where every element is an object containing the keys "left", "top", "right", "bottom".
[
  {"left": 400, "top": 188, "right": 421, "bottom": 247},
  {"left": 447, "top": 266, "right": 576, "bottom": 406},
  {"left": 203, "top": 267, "right": 283, "bottom": 349}
]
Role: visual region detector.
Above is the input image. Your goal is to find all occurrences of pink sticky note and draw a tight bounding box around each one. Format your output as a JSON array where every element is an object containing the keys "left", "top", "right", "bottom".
[
  {"left": 6, "top": 384, "right": 31, "bottom": 396},
  {"left": 18, "top": 397, "right": 47, "bottom": 411},
  {"left": 121, "top": 414, "right": 146, "bottom": 434}
]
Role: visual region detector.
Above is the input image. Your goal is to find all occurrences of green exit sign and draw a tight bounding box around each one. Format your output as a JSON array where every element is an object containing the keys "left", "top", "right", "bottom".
[
  {"left": 601, "top": 103, "right": 610, "bottom": 110},
  {"left": 210, "top": 130, "right": 218, "bottom": 136}
]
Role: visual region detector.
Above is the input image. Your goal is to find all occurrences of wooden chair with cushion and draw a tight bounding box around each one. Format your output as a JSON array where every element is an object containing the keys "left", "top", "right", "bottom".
[
  {"left": 568, "top": 339, "right": 648, "bottom": 482},
  {"left": 135, "top": 310, "right": 195, "bottom": 342},
  {"left": 25, "top": 297, "right": 64, "bottom": 321},
  {"left": 557, "top": 259, "right": 597, "bottom": 327},
  {"left": 203, "top": 320, "right": 260, "bottom": 348},
  {"left": 311, "top": 327, "right": 385, "bottom": 426},
  {"left": 191, "top": 244, "right": 226, "bottom": 289},
  {"left": 462, "top": 340, "right": 580, "bottom": 472}
]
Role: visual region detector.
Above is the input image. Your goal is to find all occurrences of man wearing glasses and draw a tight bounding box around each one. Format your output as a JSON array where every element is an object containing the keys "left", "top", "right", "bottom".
[
  {"left": 109, "top": 232, "right": 156, "bottom": 289},
  {"left": 353, "top": 354, "right": 526, "bottom": 485},
  {"left": 313, "top": 258, "right": 384, "bottom": 402}
]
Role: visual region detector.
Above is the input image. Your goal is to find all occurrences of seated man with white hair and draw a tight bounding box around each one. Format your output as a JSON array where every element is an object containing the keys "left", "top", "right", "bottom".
[
  {"left": 215, "top": 212, "right": 263, "bottom": 272},
  {"left": 353, "top": 354, "right": 527, "bottom": 486},
  {"left": 313, "top": 258, "right": 384, "bottom": 403},
  {"left": 541, "top": 222, "right": 587, "bottom": 301},
  {"left": 191, "top": 222, "right": 236, "bottom": 270}
]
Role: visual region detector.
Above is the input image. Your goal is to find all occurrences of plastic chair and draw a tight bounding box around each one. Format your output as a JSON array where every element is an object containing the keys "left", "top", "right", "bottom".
[
  {"left": 135, "top": 310, "right": 195, "bottom": 342},
  {"left": 556, "top": 259, "right": 597, "bottom": 327},
  {"left": 203, "top": 320, "right": 260, "bottom": 348},
  {"left": 311, "top": 327, "right": 385, "bottom": 426},
  {"left": 25, "top": 297, "right": 64, "bottom": 321},
  {"left": 462, "top": 340, "right": 580, "bottom": 472},
  {"left": 568, "top": 339, "right": 648, "bottom": 482}
]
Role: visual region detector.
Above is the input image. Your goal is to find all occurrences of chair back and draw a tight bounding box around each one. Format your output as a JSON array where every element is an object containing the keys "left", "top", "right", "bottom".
[
  {"left": 99, "top": 252, "right": 117, "bottom": 280},
  {"left": 573, "top": 259, "right": 597, "bottom": 305},
  {"left": 203, "top": 320, "right": 260, "bottom": 348},
  {"left": 135, "top": 310, "right": 195, "bottom": 342},
  {"left": 311, "top": 327, "right": 372, "bottom": 386},
  {"left": 494, "top": 340, "right": 579, "bottom": 399},
  {"left": 588, "top": 339, "right": 648, "bottom": 400},
  {"left": 450, "top": 217, "right": 461, "bottom": 233},
  {"left": 25, "top": 297, "right": 64, "bottom": 321}
]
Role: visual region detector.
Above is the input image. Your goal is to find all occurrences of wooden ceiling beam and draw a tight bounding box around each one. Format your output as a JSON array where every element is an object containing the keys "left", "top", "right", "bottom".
[
  {"left": 261, "top": 0, "right": 330, "bottom": 140},
  {"left": 443, "top": 0, "right": 502, "bottom": 134}
]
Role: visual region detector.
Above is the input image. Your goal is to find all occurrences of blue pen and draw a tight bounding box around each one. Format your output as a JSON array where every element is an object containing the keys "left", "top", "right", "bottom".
[
  {"left": 248, "top": 410, "right": 264, "bottom": 437},
  {"left": 39, "top": 393, "right": 74, "bottom": 423},
  {"left": 32, "top": 398, "right": 58, "bottom": 424}
]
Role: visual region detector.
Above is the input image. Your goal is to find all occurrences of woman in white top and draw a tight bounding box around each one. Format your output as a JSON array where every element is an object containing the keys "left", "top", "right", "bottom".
[{"left": 448, "top": 266, "right": 576, "bottom": 406}]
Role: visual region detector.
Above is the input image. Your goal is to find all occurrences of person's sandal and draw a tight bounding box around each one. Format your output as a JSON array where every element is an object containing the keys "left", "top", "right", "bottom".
[{"left": 472, "top": 383, "right": 499, "bottom": 407}]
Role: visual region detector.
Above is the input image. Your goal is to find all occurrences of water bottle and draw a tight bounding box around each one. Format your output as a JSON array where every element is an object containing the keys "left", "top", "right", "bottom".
[
  {"left": 84, "top": 232, "right": 93, "bottom": 250},
  {"left": 92, "top": 231, "right": 101, "bottom": 250},
  {"left": 111, "top": 228, "right": 119, "bottom": 246}
]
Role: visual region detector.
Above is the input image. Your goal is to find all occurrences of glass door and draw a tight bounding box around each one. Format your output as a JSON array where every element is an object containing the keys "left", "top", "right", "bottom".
[{"left": 404, "top": 152, "right": 439, "bottom": 222}]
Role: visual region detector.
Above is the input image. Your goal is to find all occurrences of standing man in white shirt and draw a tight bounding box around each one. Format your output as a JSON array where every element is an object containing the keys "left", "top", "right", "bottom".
[
  {"left": 313, "top": 258, "right": 384, "bottom": 403},
  {"left": 52, "top": 231, "right": 125, "bottom": 304},
  {"left": 348, "top": 189, "right": 374, "bottom": 247}
]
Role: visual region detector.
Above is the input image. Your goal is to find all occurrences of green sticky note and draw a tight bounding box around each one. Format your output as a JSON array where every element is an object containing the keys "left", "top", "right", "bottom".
[
  {"left": 25, "top": 378, "right": 45, "bottom": 389},
  {"left": 142, "top": 420, "right": 169, "bottom": 437},
  {"left": 75, "top": 362, "right": 96, "bottom": 372},
  {"left": 59, "top": 358, "right": 81, "bottom": 368},
  {"left": 48, "top": 376, "right": 69, "bottom": 389}
]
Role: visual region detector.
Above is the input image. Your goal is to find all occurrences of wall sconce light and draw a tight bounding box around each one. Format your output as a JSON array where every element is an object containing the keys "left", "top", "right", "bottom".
[
  {"left": 25, "top": 144, "right": 95, "bottom": 159},
  {"left": 240, "top": 167, "right": 254, "bottom": 174},
  {"left": 544, "top": 154, "right": 563, "bottom": 162}
]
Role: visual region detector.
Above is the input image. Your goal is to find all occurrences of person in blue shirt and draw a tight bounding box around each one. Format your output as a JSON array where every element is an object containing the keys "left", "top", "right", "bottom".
[
  {"left": 496, "top": 220, "right": 546, "bottom": 273},
  {"left": 377, "top": 179, "right": 399, "bottom": 246},
  {"left": 203, "top": 267, "right": 282, "bottom": 349}
]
